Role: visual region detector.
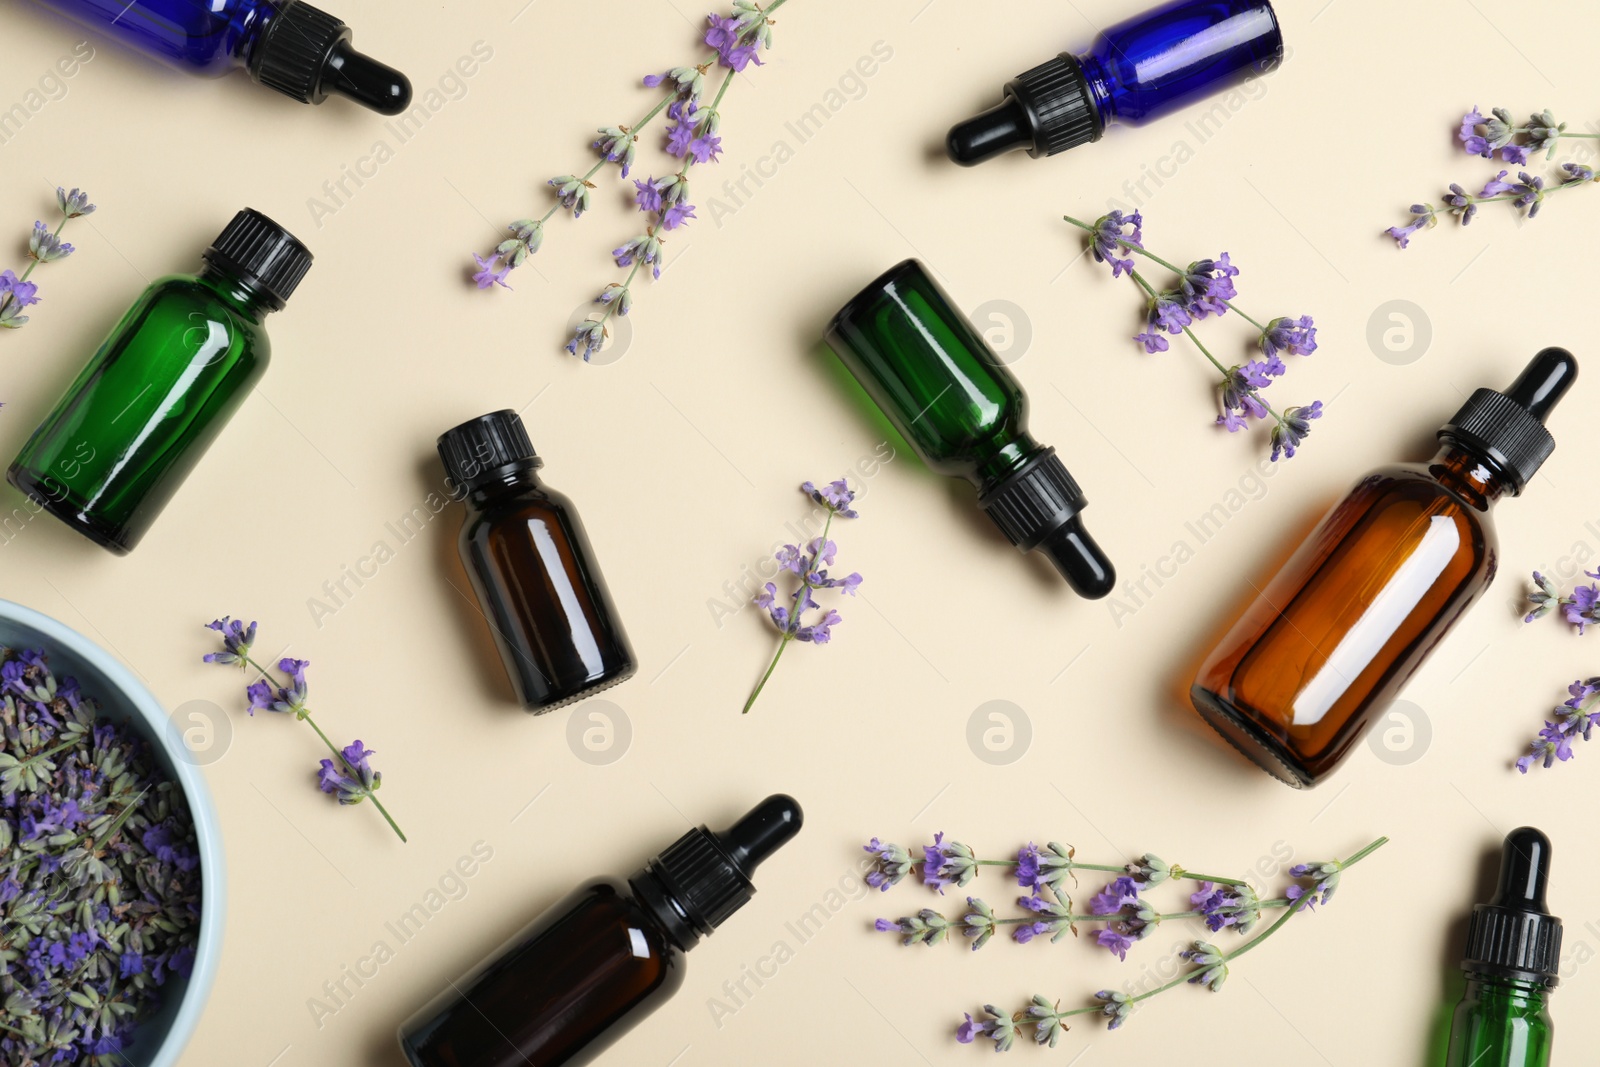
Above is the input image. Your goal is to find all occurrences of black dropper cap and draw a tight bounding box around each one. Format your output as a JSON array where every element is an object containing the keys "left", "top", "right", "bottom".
[
  {"left": 979, "top": 450, "right": 1115, "bottom": 598},
  {"left": 202, "top": 209, "right": 313, "bottom": 311},
  {"left": 1438, "top": 347, "right": 1577, "bottom": 494},
  {"left": 249, "top": 0, "right": 412, "bottom": 114},
  {"left": 437, "top": 410, "right": 543, "bottom": 493},
  {"left": 1461, "top": 827, "right": 1562, "bottom": 987},
  {"left": 948, "top": 54, "right": 1102, "bottom": 166},
  {"left": 630, "top": 795, "right": 803, "bottom": 950}
]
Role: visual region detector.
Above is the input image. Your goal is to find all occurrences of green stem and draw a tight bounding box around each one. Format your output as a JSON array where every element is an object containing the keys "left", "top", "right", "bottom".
[
  {"left": 742, "top": 508, "right": 835, "bottom": 714},
  {"left": 243, "top": 656, "right": 407, "bottom": 843}
]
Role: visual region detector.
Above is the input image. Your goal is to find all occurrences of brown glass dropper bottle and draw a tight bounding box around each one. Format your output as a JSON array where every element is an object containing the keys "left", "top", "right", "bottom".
[
  {"left": 1191, "top": 348, "right": 1577, "bottom": 787},
  {"left": 398, "top": 795, "right": 803, "bottom": 1067}
]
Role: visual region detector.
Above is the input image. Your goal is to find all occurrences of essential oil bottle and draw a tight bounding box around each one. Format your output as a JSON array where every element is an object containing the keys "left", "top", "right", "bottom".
[
  {"left": 1442, "top": 827, "right": 1560, "bottom": 1067},
  {"left": 825, "top": 259, "right": 1115, "bottom": 598},
  {"left": 27, "top": 0, "right": 411, "bottom": 113},
  {"left": 948, "top": 0, "right": 1283, "bottom": 166},
  {"left": 438, "top": 410, "right": 636, "bottom": 712},
  {"left": 399, "top": 795, "right": 803, "bottom": 1067},
  {"left": 9, "top": 208, "right": 312, "bottom": 555},
  {"left": 1191, "top": 349, "right": 1577, "bottom": 787}
]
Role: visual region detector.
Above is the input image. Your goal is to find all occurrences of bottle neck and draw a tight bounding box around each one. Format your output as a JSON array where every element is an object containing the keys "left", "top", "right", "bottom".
[
  {"left": 628, "top": 865, "right": 699, "bottom": 952},
  {"left": 199, "top": 264, "right": 277, "bottom": 320},
  {"left": 1074, "top": 54, "right": 1117, "bottom": 128},
  {"left": 1463, "top": 971, "right": 1551, "bottom": 1005},
  {"left": 970, "top": 433, "right": 1046, "bottom": 494},
  {"left": 462, "top": 466, "right": 543, "bottom": 509},
  {"left": 1429, "top": 443, "right": 1512, "bottom": 510}
]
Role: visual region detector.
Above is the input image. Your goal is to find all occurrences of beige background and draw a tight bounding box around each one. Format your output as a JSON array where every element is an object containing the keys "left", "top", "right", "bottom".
[{"left": 1, "top": 0, "right": 1597, "bottom": 1063}]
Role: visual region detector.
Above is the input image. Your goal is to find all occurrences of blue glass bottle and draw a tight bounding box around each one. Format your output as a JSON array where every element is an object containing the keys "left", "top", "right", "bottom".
[
  {"left": 948, "top": 0, "right": 1283, "bottom": 165},
  {"left": 26, "top": 0, "right": 411, "bottom": 113}
]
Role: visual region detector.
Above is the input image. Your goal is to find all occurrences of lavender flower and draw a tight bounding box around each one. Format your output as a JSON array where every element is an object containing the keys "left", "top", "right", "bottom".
[
  {"left": 956, "top": 1006, "right": 1018, "bottom": 1051},
  {"left": 1015, "top": 841, "right": 1074, "bottom": 894},
  {"left": 960, "top": 896, "right": 999, "bottom": 950},
  {"left": 1384, "top": 204, "right": 1436, "bottom": 248},
  {"left": 318, "top": 740, "right": 382, "bottom": 805},
  {"left": 864, "top": 837, "right": 914, "bottom": 890},
  {"left": 1191, "top": 880, "right": 1262, "bottom": 933},
  {"left": 0, "top": 187, "right": 94, "bottom": 332},
  {"left": 922, "top": 832, "right": 978, "bottom": 893},
  {"left": 1067, "top": 211, "right": 1321, "bottom": 461},
  {"left": 743, "top": 478, "right": 863, "bottom": 713},
  {"left": 1288, "top": 860, "right": 1342, "bottom": 906},
  {"left": 1181, "top": 940, "right": 1229, "bottom": 991},
  {"left": 1515, "top": 677, "right": 1600, "bottom": 774},
  {"left": 1522, "top": 570, "right": 1600, "bottom": 631},
  {"left": 548, "top": 175, "right": 594, "bottom": 218},
  {"left": 202, "top": 618, "right": 406, "bottom": 841},
  {"left": 1095, "top": 990, "right": 1135, "bottom": 1030}
]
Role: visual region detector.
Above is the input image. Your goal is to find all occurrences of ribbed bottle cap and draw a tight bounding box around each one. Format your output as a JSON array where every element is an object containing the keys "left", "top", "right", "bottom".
[
  {"left": 1009, "top": 54, "right": 1101, "bottom": 157},
  {"left": 1462, "top": 827, "right": 1562, "bottom": 986},
  {"left": 639, "top": 796, "right": 803, "bottom": 947},
  {"left": 437, "top": 410, "right": 541, "bottom": 491},
  {"left": 251, "top": 1, "right": 349, "bottom": 104},
  {"left": 1438, "top": 348, "right": 1577, "bottom": 493},
  {"left": 202, "top": 209, "right": 313, "bottom": 310}
]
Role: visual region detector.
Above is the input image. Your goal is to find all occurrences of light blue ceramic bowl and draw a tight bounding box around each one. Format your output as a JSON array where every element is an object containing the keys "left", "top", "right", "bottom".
[{"left": 0, "top": 599, "right": 224, "bottom": 1067}]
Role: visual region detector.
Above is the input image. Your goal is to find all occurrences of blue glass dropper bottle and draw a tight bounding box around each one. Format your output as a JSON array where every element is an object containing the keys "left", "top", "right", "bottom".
[
  {"left": 27, "top": 0, "right": 411, "bottom": 113},
  {"left": 948, "top": 0, "right": 1283, "bottom": 165}
]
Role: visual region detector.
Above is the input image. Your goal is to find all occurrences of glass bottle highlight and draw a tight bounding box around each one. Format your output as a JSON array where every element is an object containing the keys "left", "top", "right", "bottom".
[
  {"left": 948, "top": 0, "right": 1283, "bottom": 165},
  {"left": 826, "top": 259, "right": 1113, "bottom": 597},
  {"left": 9, "top": 208, "right": 313, "bottom": 555},
  {"left": 400, "top": 794, "right": 803, "bottom": 1067},
  {"left": 1442, "top": 827, "right": 1560, "bottom": 1067},
  {"left": 1191, "top": 349, "right": 1577, "bottom": 787},
  {"left": 438, "top": 410, "right": 637, "bottom": 712},
  {"left": 27, "top": 0, "right": 411, "bottom": 113}
]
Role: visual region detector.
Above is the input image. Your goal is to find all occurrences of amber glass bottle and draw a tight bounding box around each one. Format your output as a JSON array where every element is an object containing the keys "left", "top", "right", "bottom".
[
  {"left": 399, "top": 796, "right": 803, "bottom": 1067},
  {"left": 438, "top": 411, "right": 636, "bottom": 712},
  {"left": 1192, "top": 349, "right": 1577, "bottom": 787}
]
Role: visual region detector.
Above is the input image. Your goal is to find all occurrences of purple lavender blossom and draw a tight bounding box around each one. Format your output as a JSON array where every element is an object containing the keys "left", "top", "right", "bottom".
[
  {"left": 1089, "top": 210, "right": 1142, "bottom": 277},
  {"left": 1181, "top": 254, "right": 1238, "bottom": 318},
  {"left": 1385, "top": 204, "right": 1437, "bottom": 248},
  {"left": 802, "top": 478, "right": 860, "bottom": 517},
  {"left": 28, "top": 220, "right": 73, "bottom": 263},
  {"left": 318, "top": 739, "right": 382, "bottom": 805},
  {"left": 472, "top": 253, "right": 512, "bottom": 290},
  {"left": 864, "top": 837, "right": 914, "bottom": 891},
  {"left": 1524, "top": 571, "right": 1561, "bottom": 622},
  {"left": 1270, "top": 401, "right": 1322, "bottom": 462},
  {"left": 1516, "top": 677, "right": 1600, "bottom": 773},
  {"left": 548, "top": 175, "right": 593, "bottom": 218},
  {"left": 202, "top": 617, "right": 256, "bottom": 667},
  {"left": 1260, "top": 315, "right": 1317, "bottom": 359}
]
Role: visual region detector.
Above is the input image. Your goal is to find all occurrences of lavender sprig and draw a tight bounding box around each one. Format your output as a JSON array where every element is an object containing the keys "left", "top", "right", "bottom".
[
  {"left": 466, "top": 2, "right": 786, "bottom": 360},
  {"left": 1063, "top": 212, "right": 1322, "bottom": 461},
  {"left": 200, "top": 618, "right": 405, "bottom": 842},
  {"left": 953, "top": 837, "right": 1387, "bottom": 1048},
  {"left": 0, "top": 187, "right": 94, "bottom": 331},
  {"left": 1515, "top": 678, "right": 1600, "bottom": 774},
  {"left": 1386, "top": 107, "right": 1600, "bottom": 247},
  {"left": 742, "top": 479, "right": 863, "bottom": 714}
]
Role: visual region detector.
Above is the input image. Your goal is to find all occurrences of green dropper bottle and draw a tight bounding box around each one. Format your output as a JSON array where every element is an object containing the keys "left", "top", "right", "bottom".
[
  {"left": 824, "top": 259, "right": 1115, "bottom": 598},
  {"left": 1443, "top": 827, "right": 1561, "bottom": 1067},
  {"left": 8, "top": 209, "right": 312, "bottom": 554}
]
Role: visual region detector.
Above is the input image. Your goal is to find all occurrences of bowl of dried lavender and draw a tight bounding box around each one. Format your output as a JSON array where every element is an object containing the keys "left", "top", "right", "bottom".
[{"left": 0, "top": 599, "right": 222, "bottom": 1066}]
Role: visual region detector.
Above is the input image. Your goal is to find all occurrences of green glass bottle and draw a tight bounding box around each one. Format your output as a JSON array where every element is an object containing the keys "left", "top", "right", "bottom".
[
  {"left": 8, "top": 209, "right": 312, "bottom": 554},
  {"left": 824, "top": 258, "right": 1114, "bottom": 598},
  {"left": 1443, "top": 827, "right": 1561, "bottom": 1067}
]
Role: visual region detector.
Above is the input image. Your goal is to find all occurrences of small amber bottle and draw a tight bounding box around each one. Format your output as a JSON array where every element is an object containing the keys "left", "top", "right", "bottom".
[
  {"left": 438, "top": 411, "right": 636, "bottom": 712},
  {"left": 1191, "top": 349, "right": 1577, "bottom": 787}
]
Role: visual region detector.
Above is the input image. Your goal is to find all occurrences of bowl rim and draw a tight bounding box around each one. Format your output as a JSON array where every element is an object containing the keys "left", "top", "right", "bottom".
[{"left": 0, "top": 598, "right": 225, "bottom": 1067}]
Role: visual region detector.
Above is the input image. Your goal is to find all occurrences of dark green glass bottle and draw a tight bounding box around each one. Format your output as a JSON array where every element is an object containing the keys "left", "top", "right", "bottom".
[
  {"left": 8, "top": 209, "right": 312, "bottom": 554},
  {"left": 1443, "top": 827, "right": 1560, "bottom": 1067},
  {"left": 824, "top": 258, "right": 1114, "bottom": 598}
]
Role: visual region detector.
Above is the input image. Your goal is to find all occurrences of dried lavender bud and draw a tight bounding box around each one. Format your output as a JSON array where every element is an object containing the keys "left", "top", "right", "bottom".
[{"left": 0, "top": 647, "right": 201, "bottom": 1065}]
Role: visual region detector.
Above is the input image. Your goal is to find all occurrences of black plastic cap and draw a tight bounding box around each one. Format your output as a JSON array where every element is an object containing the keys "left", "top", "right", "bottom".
[
  {"left": 948, "top": 53, "right": 1101, "bottom": 166},
  {"left": 1462, "top": 827, "right": 1562, "bottom": 987},
  {"left": 437, "top": 410, "right": 541, "bottom": 492},
  {"left": 1438, "top": 348, "right": 1577, "bottom": 493},
  {"left": 250, "top": 0, "right": 412, "bottom": 114},
  {"left": 636, "top": 796, "right": 803, "bottom": 950},
  {"left": 979, "top": 450, "right": 1115, "bottom": 598},
  {"left": 203, "top": 209, "right": 312, "bottom": 310}
]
